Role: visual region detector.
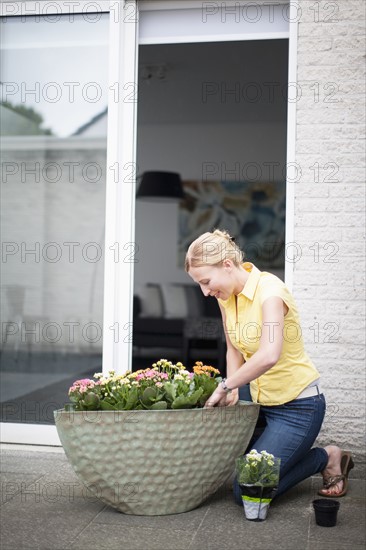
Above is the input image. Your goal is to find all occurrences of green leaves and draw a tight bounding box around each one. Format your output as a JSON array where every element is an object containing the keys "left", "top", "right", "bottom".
[
  {"left": 124, "top": 387, "right": 139, "bottom": 410},
  {"left": 82, "top": 392, "right": 100, "bottom": 410},
  {"left": 194, "top": 376, "right": 219, "bottom": 408},
  {"left": 171, "top": 388, "right": 204, "bottom": 409},
  {"left": 140, "top": 387, "right": 171, "bottom": 410},
  {"left": 100, "top": 400, "right": 117, "bottom": 411},
  {"left": 150, "top": 401, "right": 168, "bottom": 410},
  {"left": 163, "top": 382, "right": 176, "bottom": 402},
  {"left": 236, "top": 452, "right": 281, "bottom": 487},
  {"left": 141, "top": 387, "right": 158, "bottom": 406}
]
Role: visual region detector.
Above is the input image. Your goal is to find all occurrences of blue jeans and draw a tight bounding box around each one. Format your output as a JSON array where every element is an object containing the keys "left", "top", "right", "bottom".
[{"left": 233, "top": 385, "right": 328, "bottom": 504}]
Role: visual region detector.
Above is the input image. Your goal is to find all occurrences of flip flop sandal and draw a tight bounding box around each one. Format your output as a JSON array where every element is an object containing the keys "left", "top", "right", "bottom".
[{"left": 318, "top": 451, "right": 354, "bottom": 498}]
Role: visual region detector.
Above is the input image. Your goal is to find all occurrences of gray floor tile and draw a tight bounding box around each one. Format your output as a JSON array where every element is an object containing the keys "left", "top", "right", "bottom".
[
  {"left": 189, "top": 512, "right": 309, "bottom": 550},
  {"left": 30, "top": 466, "right": 89, "bottom": 499},
  {"left": 70, "top": 523, "right": 195, "bottom": 550},
  {"left": 0, "top": 472, "right": 43, "bottom": 506},
  {"left": 0, "top": 493, "right": 104, "bottom": 550},
  {"left": 307, "top": 544, "right": 366, "bottom": 550},
  {"left": 189, "top": 486, "right": 310, "bottom": 550},
  {"left": 308, "top": 498, "right": 365, "bottom": 547},
  {"left": 95, "top": 501, "right": 209, "bottom": 529},
  {"left": 1, "top": 450, "right": 68, "bottom": 475},
  {"left": 1, "top": 448, "right": 365, "bottom": 550}
]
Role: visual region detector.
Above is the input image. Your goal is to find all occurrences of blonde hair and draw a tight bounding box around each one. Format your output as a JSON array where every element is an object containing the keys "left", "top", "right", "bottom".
[{"left": 185, "top": 229, "right": 244, "bottom": 272}]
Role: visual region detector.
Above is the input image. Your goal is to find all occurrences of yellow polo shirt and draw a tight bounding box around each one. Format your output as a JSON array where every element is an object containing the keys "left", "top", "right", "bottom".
[{"left": 218, "top": 262, "right": 320, "bottom": 406}]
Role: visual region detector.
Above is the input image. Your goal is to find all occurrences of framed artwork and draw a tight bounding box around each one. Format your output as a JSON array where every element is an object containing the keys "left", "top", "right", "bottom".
[{"left": 178, "top": 180, "right": 286, "bottom": 269}]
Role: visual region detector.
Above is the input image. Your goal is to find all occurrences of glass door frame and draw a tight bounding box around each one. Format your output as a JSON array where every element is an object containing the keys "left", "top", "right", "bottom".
[{"left": 0, "top": 0, "right": 296, "bottom": 445}]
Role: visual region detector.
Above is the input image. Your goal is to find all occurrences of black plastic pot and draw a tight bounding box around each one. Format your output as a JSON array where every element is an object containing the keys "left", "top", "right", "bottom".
[{"left": 313, "top": 499, "right": 340, "bottom": 527}]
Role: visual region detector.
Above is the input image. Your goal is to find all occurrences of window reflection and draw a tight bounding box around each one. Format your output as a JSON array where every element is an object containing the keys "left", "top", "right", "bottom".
[{"left": 0, "top": 14, "right": 109, "bottom": 424}]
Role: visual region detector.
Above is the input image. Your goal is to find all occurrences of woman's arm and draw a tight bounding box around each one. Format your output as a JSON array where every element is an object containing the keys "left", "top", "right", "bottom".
[
  {"left": 205, "top": 296, "right": 285, "bottom": 407},
  {"left": 220, "top": 302, "right": 243, "bottom": 377},
  {"left": 218, "top": 303, "right": 243, "bottom": 406}
]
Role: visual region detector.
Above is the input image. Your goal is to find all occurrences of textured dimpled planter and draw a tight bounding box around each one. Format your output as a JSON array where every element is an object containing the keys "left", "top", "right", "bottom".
[{"left": 54, "top": 401, "right": 260, "bottom": 515}]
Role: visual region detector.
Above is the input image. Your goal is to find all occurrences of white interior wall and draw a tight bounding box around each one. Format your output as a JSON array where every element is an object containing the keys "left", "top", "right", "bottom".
[{"left": 135, "top": 120, "right": 287, "bottom": 287}]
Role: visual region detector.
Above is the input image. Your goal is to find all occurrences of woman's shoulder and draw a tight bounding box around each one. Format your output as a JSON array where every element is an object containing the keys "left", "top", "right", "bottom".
[
  {"left": 257, "top": 270, "right": 292, "bottom": 303},
  {"left": 259, "top": 269, "right": 286, "bottom": 287}
]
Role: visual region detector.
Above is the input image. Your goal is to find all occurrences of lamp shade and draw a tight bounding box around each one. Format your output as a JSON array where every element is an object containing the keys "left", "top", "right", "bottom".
[{"left": 137, "top": 171, "right": 184, "bottom": 202}]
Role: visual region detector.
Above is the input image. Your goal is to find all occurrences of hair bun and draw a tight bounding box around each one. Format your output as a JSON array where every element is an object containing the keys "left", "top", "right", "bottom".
[{"left": 185, "top": 228, "right": 244, "bottom": 271}]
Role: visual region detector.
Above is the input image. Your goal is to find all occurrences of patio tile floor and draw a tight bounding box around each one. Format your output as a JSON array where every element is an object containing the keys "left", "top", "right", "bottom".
[{"left": 1, "top": 446, "right": 365, "bottom": 550}]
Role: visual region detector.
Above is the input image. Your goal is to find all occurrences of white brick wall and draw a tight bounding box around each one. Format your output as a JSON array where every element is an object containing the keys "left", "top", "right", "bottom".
[{"left": 294, "top": 0, "right": 366, "bottom": 471}]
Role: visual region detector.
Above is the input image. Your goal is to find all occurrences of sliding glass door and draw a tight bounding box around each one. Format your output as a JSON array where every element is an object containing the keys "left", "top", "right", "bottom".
[{"left": 0, "top": 0, "right": 294, "bottom": 444}]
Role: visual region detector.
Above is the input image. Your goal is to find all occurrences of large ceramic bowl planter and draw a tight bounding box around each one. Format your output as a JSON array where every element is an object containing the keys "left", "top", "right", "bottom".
[{"left": 54, "top": 401, "right": 259, "bottom": 516}]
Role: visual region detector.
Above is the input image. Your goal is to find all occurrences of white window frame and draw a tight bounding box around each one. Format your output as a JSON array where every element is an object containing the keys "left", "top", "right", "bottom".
[{"left": 0, "top": 0, "right": 297, "bottom": 445}]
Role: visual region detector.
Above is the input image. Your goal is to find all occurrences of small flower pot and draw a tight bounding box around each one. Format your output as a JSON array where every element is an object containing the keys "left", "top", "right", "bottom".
[
  {"left": 239, "top": 484, "right": 278, "bottom": 521},
  {"left": 313, "top": 499, "right": 340, "bottom": 527}
]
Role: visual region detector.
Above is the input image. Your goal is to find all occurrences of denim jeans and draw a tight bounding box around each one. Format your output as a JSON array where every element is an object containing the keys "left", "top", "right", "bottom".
[{"left": 233, "top": 385, "right": 328, "bottom": 504}]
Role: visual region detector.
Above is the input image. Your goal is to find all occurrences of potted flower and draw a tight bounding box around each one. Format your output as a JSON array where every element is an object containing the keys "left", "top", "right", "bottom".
[
  {"left": 54, "top": 359, "right": 260, "bottom": 516},
  {"left": 236, "top": 449, "right": 281, "bottom": 521},
  {"left": 66, "top": 360, "right": 221, "bottom": 411}
]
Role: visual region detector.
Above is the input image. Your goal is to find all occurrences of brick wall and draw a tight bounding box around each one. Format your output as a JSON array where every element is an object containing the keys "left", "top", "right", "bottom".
[{"left": 294, "top": 0, "right": 365, "bottom": 472}]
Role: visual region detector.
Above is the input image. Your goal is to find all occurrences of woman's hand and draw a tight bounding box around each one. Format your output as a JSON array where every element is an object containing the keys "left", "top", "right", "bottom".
[
  {"left": 204, "top": 387, "right": 239, "bottom": 408},
  {"left": 225, "top": 388, "right": 239, "bottom": 407}
]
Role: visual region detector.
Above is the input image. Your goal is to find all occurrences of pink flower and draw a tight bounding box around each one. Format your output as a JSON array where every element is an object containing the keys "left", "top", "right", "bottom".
[
  {"left": 69, "top": 379, "right": 96, "bottom": 395},
  {"left": 79, "top": 378, "right": 93, "bottom": 385}
]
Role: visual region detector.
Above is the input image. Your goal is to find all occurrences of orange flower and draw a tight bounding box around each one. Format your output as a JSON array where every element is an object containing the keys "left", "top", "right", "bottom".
[{"left": 193, "top": 362, "right": 220, "bottom": 377}]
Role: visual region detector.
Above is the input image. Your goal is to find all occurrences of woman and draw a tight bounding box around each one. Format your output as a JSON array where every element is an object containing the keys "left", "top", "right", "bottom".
[{"left": 185, "top": 229, "right": 353, "bottom": 501}]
